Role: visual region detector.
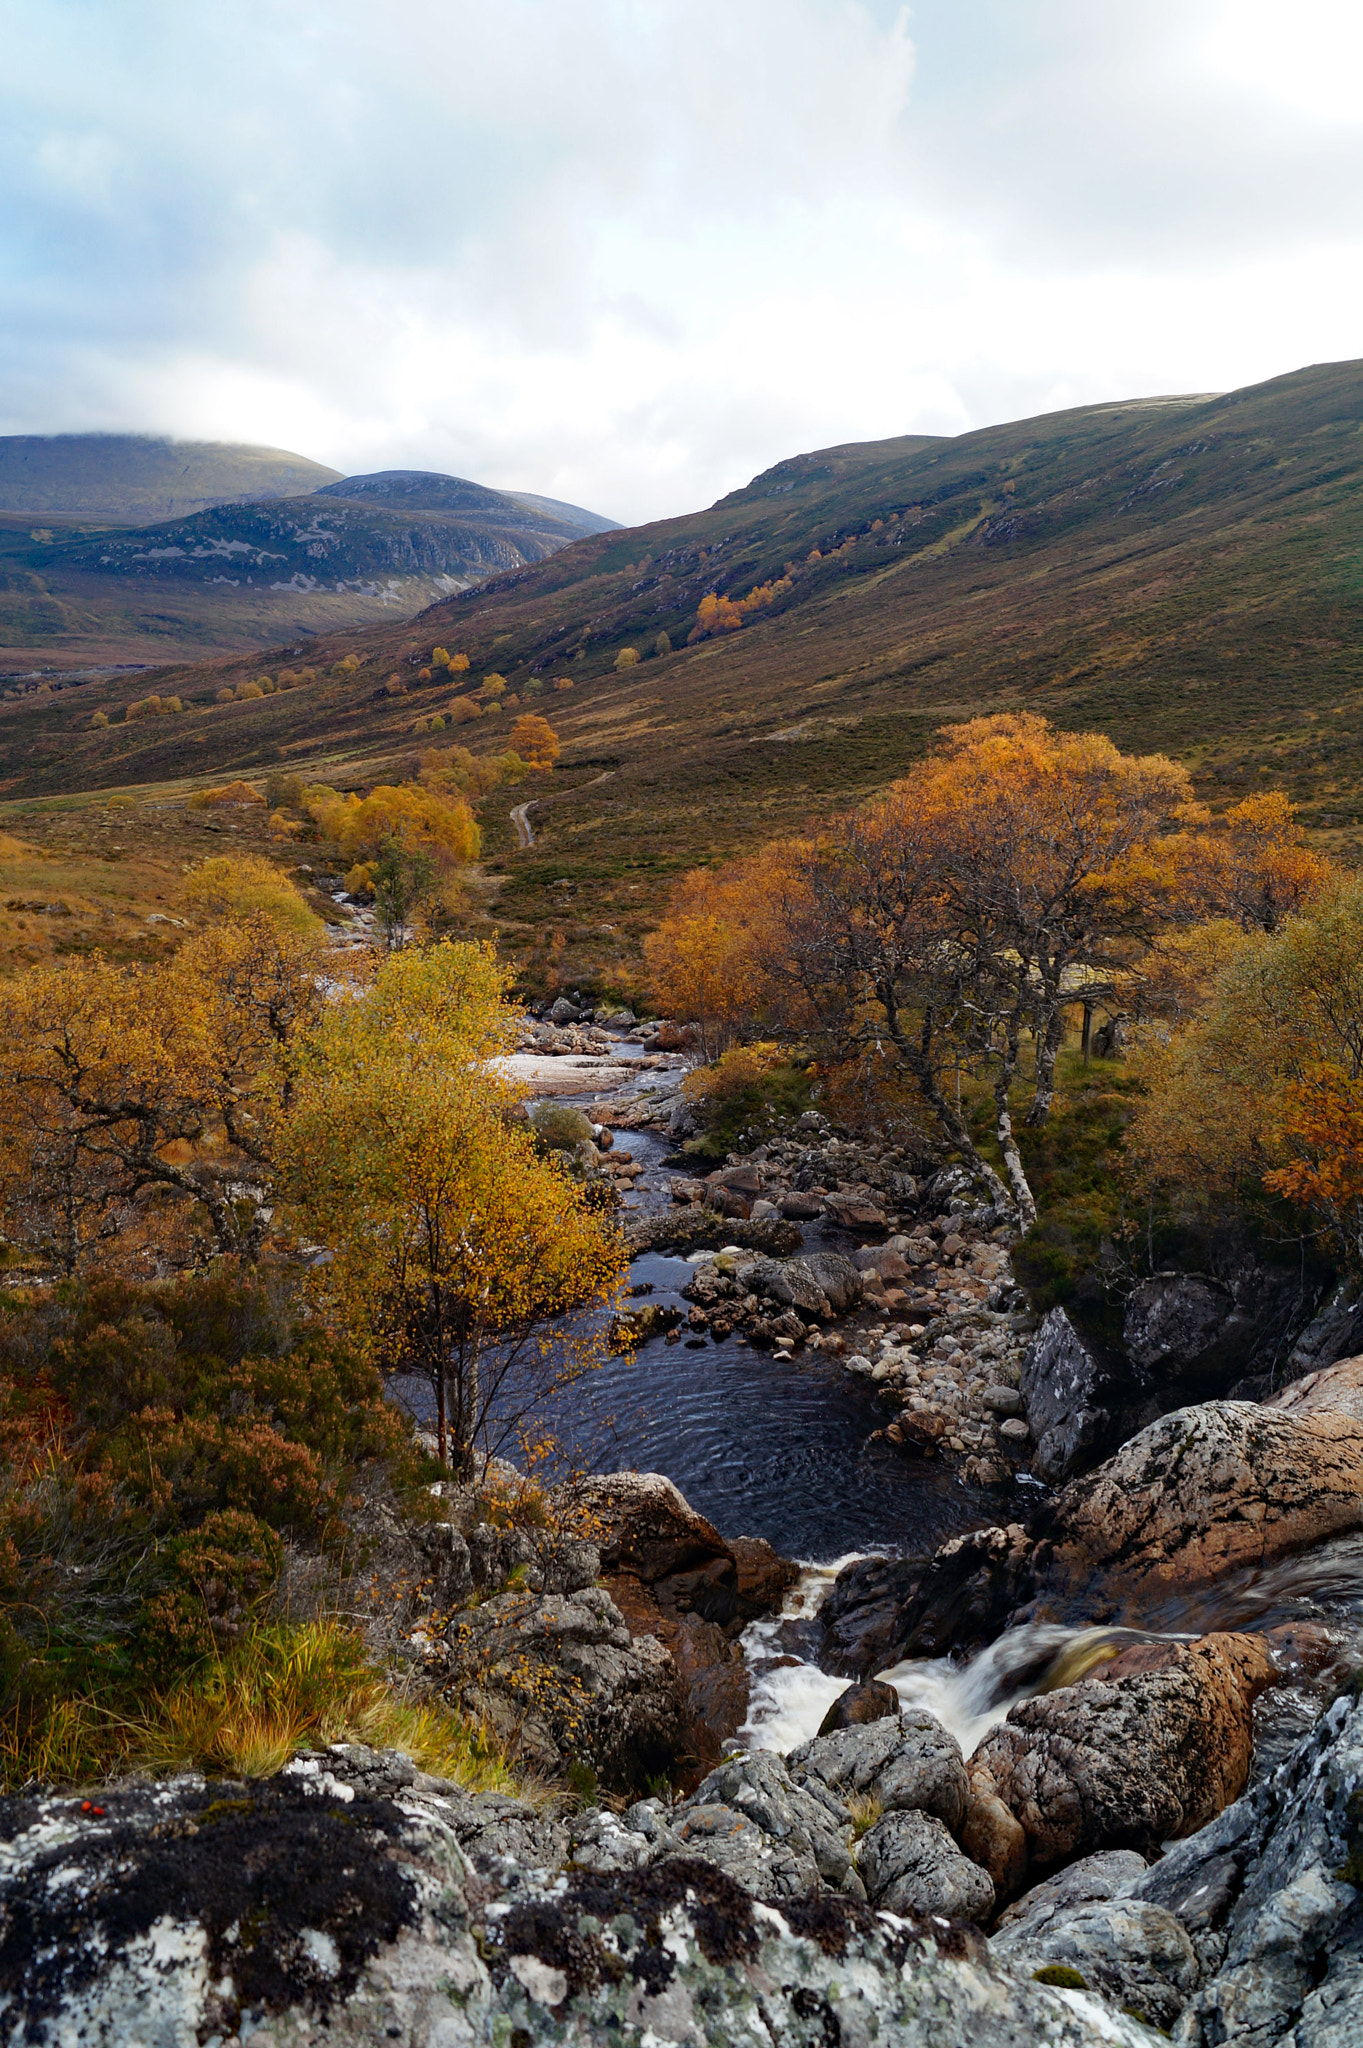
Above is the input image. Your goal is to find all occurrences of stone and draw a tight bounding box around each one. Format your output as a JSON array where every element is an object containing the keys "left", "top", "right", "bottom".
[
  {"left": 992, "top": 1897, "right": 1199, "bottom": 2033},
  {"left": 815, "top": 1678, "right": 901, "bottom": 1734},
  {"left": 857, "top": 1808, "right": 996, "bottom": 1924},
  {"left": 599, "top": 1007, "right": 636, "bottom": 1029},
  {"left": 965, "top": 1632, "right": 1275, "bottom": 1897},
  {"left": 1267, "top": 1350, "right": 1363, "bottom": 1423},
  {"left": 750, "top": 1198, "right": 780, "bottom": 1220},
  {"left": 574, "top": 1470, "right": 732, "bottom": 1584},
  {"left": 999, "top": 1417, "right": 1031, "bottom": 1444},
  {"left": 706, "top": 1184, "right": 751, "bottom": 1219},
  {"left": 852, "top": 1247, "right": 912, "bottom": 1283},
  {"left": 673, "top": 1750, "right": 859, "bottom": 1897},
  {"left": 818, "top": 1552, "right": 929, "bottom": 1675},
  {"left": 790, "top": 1706, "right": 969, "bottom": 1833},
  {"left": 548, "top": 995, "right": 583, "bottom": 1023},
  {"left": 1019, "top": 1306, "right": 1120, "bottom": 1483},
  {"left": 778, "top": 1191, "right": 824, "bottom": 1219},
  {"left": 983, "top": 1384, "right": 1024, "bottom": 1417},
  {"left": 802, "top": 1249, "right": 864, "bottom": 1313},
  {"left": 728, "top": 1534, "right": 799, "bottom": 1611},
  {"left": 742, "top": 1255, "right": 832, "bottom": 1319},
  {"left": 823, "top": 1191, "right": 889, "bottom": 1233},
  {"left": 992, "top": 1849, "right": 1149, "bottom": 1937},
  {"left": 1021, "top": 1401, "right": 1363, "bottom": 1628}
]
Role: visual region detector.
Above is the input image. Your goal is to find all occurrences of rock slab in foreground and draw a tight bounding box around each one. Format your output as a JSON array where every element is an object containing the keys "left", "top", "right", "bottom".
[{"left": 0, "top": 1767, "right": 1154, "bottom": 2048}]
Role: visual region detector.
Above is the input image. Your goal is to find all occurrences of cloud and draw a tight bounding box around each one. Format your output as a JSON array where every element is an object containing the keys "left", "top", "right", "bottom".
[{"left": 1, "top": 0, "right": 1361, "bottom": 523}]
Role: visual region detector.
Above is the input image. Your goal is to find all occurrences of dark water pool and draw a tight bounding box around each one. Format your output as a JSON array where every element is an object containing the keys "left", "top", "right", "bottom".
[{"left": 395, "top": 1246, "right": 991, "bottom": 1563}]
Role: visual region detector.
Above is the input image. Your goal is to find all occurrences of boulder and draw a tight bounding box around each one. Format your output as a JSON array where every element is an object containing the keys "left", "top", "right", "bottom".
[
  {"left": 992, "top": 1849, "right": 1149, "bottom": 1937},
  {"left": 790, "top": 1706, "right": 969, "bottom": 1833},
  {"left": 778, "top": 1191, "right": 824, "bottom": 1220},
  {"left": 888, "top": 1523, "right": 1033, "bottom": 1660},
  {"left": 816, "top": 1678, "right": 901, "bottom": 1734},
  {"left": 1019, "top": 1306, "right": 1124, "bottom": 1483},
  {"left": 851, "top": 1247, "right": 911, "bottom": 1283},
  {"left": 823, "top": 1191, "right": 889, "bottom": 1234},
  {"left": 728, "top": 1534, "right": 799, "bottom": 1611},
  {"left": 1021, "top": 1401, "right": 1363, "bottom": 1628},
  {"left": 1267, "top": 1350, "right": 1363, "bottom": 1423},
  {"left": 574, "top": 1471, "right": 732, "bottom": 1584},
  {"left": 743, "top": 1256, "right": 832, "bottom": 1319},
  {"left": 441, "top": 1585, "right": 687, "bottom": 1791},
  {"left": 817, "top": 1552, "right": 929, "bottom": 1676},
  {"left": 706, "top": 1184, "right": 751, "bottom": 1219},
  {"left": 671, "top": 1751, "right": 860, "bottom": 1899},
  {"left": 1128, "top": 1688, "right": 1363, "bottom": 2042},
  {"left": 801, "top": 1248, "right": 864, "bottom": 1314},
  {"left": 964, "top": 1632, "right": 1274, "bottom": 1897},
  {"left": 548, "top": 995, "right": 583, "bottom": 1023},
  {"left": 857, "top": 1809, "right": 995, "bottom": 1924},
  {"left": 712, "top": 1164, "right": 763, "bottom": 1196},
  {"left": 991, "top": 1897, "right": 1199, "bottom": 2034}
]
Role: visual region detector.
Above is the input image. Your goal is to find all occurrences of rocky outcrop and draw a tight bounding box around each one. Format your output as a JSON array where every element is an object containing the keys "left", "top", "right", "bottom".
[
  {"left": 668, "top": 1751, "right": 862, "bottom": 1900},
  {"left": 817, "top": 1551, "right": 932, "bottom": 1675},
  {"left": 964, "top": 1633, "right": 1275, "bottom": 1897},
  {"left": 890, "top": 1401, "right": 1363, "bottom": 1655},
  {"left": 0, "top": 1761, "right": 1159, "bottom": 2048},
  {"left": 993, "top": 1896, "right": 1200, "bottom": 2033},
  {"left": 857, "top": 1807, "right": 996, "bottom": 1923},
  {"left": 439, "top": 1585, "right": 687, "bottom": 1791}
]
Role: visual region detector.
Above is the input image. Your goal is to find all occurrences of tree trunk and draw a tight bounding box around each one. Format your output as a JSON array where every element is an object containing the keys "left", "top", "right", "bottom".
[
  {"left": 992, "top": 1016, "right": 1039, "bottom": 1227},
  {"left": 1025, "top": 1004, "right": 1065, "bottom": 1127},
  {"left": 1081, "top": 1002, "right": 1093, "bottom": 1066},
  {"left": 435, "top": 1362, "right": 448, "bottom": 1467},
  {"left": 879, "top": 986, "right": 1015, "bottom": 1213}
]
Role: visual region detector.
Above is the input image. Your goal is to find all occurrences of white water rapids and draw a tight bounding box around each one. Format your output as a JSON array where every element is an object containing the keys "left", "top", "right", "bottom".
[{"left": 739, "top": 1534, "right": 1363, "bottom": 1759}]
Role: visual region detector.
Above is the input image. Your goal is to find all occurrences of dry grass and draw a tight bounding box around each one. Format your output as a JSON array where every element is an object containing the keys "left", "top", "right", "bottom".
[
  {"left": 845, "top": 1790, "right": 884, "bottom": 1840},
  {"left": 1, "top": 1619, "right": 529, "bottom": 1795}
]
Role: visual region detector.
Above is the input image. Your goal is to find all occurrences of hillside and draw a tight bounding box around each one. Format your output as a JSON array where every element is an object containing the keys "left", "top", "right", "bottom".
[
  {"left": 0, "top": 435, "right": 340, "bottom": 522},
  {"left": 0, "top": 470, "right": 613, "bottom": 673},
  {"left": 3, "top": 359, "right": 1363, "bottom": 994}
]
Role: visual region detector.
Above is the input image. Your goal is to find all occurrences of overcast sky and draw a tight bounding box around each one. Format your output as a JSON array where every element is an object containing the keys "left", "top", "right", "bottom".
[{"left": 3, "top": 0, "right": 1362, "bottom": 523}]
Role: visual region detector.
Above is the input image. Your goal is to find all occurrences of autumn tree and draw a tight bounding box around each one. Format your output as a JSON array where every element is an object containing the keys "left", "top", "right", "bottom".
[
  {"left": 274, "top": 943, "right": 624, "bottom": 1470},
  {"left": 644, "top": 851, "right": 794, "bottom": 1059},
  {"left": 509, "top": 713, "right": 560, "bottom": 770},
  {"left": 1129, "top": 873, "right": 1363, "bottom": 1261},
  {"left": 0, "top": 910, "right": 325, "bottom": 1272},
  {"left": 183, "top": 853, "right": 323, "bottom": 938},
  {"left": 306, "top": 782, "right": 481, "bottom": 867}
]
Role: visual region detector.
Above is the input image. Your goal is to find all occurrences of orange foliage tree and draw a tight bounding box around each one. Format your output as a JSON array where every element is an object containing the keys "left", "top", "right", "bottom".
[
  {"left": 510, "top": 713, "right": 561, "bottom": 769},
  {"left": 644, "top": 850, "right": 797, "bottom": 1060}
]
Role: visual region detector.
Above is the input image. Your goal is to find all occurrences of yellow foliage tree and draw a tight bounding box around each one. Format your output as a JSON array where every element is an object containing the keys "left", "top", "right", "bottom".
[
  {"left": 509, "top": 714, "right": 560, "bottom": 769},
  {"left": 183, "top": 855, "right": 322, "bottom": 938},
  {"left": 0, "top": 915, "right": 325, "bottom": 1271},
  {"left": 274, "top": 944, "right": 624, "bottom": 1469},
  {"left": 306, "top": 783, "right": 481, "bottom": 867}
]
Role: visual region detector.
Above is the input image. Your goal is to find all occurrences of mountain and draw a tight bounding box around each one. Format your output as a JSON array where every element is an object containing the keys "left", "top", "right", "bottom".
[
  {"left": 318, "top": 470, "right": 619, "bottom": 534},
  {"left": 0, "top": 435, "right": 341, "bottom": 523},
  {"left": 0, "top": 467, "right": 611, "bottom": 671},
  {"left": 4, "top": 358, "right": 1363, "bottom": 985}
]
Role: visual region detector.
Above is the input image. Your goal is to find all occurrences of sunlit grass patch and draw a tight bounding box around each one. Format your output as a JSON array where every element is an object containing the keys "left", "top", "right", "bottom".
[{"left": 0, "top": 1619, "right": 528, "bottom": 1795}]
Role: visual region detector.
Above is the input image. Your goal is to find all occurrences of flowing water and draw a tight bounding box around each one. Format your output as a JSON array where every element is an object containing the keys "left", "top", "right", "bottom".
[{"left": 404, "top": 1051, "right": 1363, "bottom": 1762}]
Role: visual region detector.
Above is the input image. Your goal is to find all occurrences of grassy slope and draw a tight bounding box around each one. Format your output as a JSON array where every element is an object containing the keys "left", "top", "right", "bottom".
[
  {"left": 2, "top": 360, "right": 1362, "bottom": 987},
  {"left": 0, "top": 435, "right": 341, "bottom": 521}
]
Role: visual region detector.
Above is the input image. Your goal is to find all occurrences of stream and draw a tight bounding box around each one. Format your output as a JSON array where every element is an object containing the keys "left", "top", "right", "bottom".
[{"left": 398, "top": 1039, "right": 1363, "bottom": 1763}]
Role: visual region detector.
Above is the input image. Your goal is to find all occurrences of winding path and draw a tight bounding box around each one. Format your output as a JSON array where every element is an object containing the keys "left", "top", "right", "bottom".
[{"left": 509, "top": 800, "right": 537, "bottom": 849}]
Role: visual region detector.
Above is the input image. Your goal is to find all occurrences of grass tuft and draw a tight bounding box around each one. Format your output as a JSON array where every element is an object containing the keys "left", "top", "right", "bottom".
[{"left": 0, "top": 1619, "right": 526, "bottom": 1795}]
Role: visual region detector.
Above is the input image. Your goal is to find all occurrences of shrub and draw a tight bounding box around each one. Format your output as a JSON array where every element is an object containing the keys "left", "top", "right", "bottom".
[
  {"left": 183, "top": 854, "right": 323, "bottom": 937},
  {"left": 530, "top": 1103, "right": 596, "bottom": 1152},
  {"left": 447, "top": 698, "right": 479, "bottom": 724},
  {"left": 265, "top": 771, "right": 306, "bottom": 811},
  {"left": 615, "top": 647, "right": 640, "bottom": 670},
  {"left": 335, "top": 655, "right": 362, "bottom": 675},
  {"left": 654, "top": 632, "right": 671, "bottom": 657},
  {"left": 216, "top": 687, "right": 235, "bottom": 704},
  {"left": 553, "top": 677, "right": 574, "bottom": 692},
  {"left": 236, "top": 681, "right": 264, "bottom": 701},
  {"left": 90, "top": 710, "right": 109, "bottom": 729},
  {"left": 126, "top": 694, "right": 183, "bottom": 720},
  {"left": 189, "top": 781, "right": 266, "bottom": 808},
  {"left": 478, "top": 674, "right": 507, "bottom": 701}
]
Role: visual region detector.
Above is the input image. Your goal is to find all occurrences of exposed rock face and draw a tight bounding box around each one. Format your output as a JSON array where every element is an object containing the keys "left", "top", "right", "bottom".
[
  {"left": 857, "top": 1808, "right": 996, "bottom": 1924},
  {"left": 1267, "top": 1351, "right": 1363, "bottom": 1423},
  {"left": 1021, "top": 1403, "right": 1363, "bottom": 1629},
  {"left": 440, "top": 1585, "right": 687, "bottom": 1790},
  {"left": 992, "top": 1849, "right": 1150, "bottom": 1936},
  {"left": 789, "top": 1708, "right": 969, "bottom": 1833},
  {"left": 817, "top": 1551, "right": 931, "bottom": 1675},
  {"left": 993, "top": 1896, "right": 1200, "bottom": 2033},
  {"left": 1020, "top": 1306, "right": 1126, "bottom": 1483},
  {"left": 802, "top": 1247, "right": 864, "bottom": 1313},
  {"left": 0, "top": 1763, "right": 1159, "bottom": 2048},
  {"left": 965, "top": 1633, "right": 1275, "bottom": 1897},
  {"left": 578, "top": 1471, "right": 733, "bottom": 1583}
]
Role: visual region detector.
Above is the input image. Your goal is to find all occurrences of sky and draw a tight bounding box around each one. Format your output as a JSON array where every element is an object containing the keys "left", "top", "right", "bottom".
[{"left": 3, "top": 0, "right": 1363, "bottom": 525}]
